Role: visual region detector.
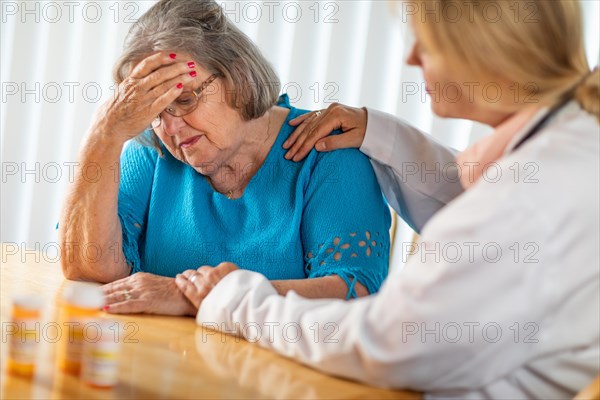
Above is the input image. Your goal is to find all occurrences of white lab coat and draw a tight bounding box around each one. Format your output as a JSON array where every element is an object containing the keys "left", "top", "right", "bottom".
[{"left": 197, "top": 101, "right": 600, "bottom": 399}]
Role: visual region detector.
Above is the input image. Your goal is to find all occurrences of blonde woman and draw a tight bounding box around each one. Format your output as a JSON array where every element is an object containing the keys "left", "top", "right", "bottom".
[{"left": 176, "top": 0, "right": 599, "bottom": 398}]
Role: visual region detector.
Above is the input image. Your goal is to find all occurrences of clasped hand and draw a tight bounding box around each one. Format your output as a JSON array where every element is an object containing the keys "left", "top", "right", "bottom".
[{"left": 102, "top": 262, "right": 239, "bottom": 316}]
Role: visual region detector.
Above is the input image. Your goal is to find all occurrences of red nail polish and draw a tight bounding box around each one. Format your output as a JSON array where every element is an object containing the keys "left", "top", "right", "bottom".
[
  {"left": 177, "top": 82, "right": 183, "bottom": 89},
  {"left": 103, "top": 305, "right": 110, "bottom": 311},
  {"left": 187, "top": 62, "right": 195, "bottom": 68},
  {"left": 190, "top": 71, "right": 197, "bottom": 78},
  {"left": 169, "top": 53, "right": 177, "bottom": 59}
]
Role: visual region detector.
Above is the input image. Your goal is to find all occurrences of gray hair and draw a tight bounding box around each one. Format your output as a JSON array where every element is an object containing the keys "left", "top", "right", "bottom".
[{"left": 113, "top": 0, "right": 281, "bottom": 123}]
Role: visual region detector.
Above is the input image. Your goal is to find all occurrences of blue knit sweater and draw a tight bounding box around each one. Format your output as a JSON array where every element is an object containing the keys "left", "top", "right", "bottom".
[{"left": 118, "top": 95, "right": 390, "bottom": 297}]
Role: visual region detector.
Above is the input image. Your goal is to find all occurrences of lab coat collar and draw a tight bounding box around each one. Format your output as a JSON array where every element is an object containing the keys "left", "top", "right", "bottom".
[
  {"left": 503, "top": 106, "right": 551, "bottom": 155},
  {"left": 503, "top": 100, "right": 581, "bottom": 155}
]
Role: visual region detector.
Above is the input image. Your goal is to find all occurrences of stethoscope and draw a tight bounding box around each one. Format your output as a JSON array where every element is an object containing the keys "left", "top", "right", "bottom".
[{"left": 512, "top": 95, "right": 573, "bottom": 151}]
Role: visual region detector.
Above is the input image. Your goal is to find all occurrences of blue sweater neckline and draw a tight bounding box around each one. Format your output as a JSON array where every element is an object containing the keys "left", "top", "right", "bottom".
[{"left": 216, "top": 94, "right": 301, "bottom": 202}]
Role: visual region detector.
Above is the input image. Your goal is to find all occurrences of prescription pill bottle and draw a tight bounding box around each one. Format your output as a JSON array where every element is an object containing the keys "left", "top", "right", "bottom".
[
  {"left": 81, "top": 319, "right": 122, "bottom": 388},
  {"left": 57, "top": 282, "right": 105, "bottom": 376},
  {"left": 7, "top": 294, "right": 43, "bottom": 378}
]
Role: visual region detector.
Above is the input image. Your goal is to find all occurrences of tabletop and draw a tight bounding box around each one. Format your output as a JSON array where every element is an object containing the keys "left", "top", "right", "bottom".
[{"left": 0, "top": 243, "right": 419, "bottom": 399}]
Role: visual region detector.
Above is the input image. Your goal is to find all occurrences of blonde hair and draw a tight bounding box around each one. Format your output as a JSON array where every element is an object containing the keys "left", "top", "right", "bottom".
[{"left": 414, "top": 0, "right": 599, "bottom": 121}]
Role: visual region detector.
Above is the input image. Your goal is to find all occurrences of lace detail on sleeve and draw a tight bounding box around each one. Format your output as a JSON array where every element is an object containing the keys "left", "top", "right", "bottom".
[{"left": 304, "top": 231, "right": 388, "bottom": 299}]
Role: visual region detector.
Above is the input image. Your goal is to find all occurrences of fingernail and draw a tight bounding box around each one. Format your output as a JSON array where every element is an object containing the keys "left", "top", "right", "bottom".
[
  {"left": 190, "top": 71, "right": 197, "bottom": 77},
  {"left": 318, "top": 142, "right": 326, "bottom": 150},
  {"left": 187, "top": 62, "right": 195, "bottom": 68},
  {"left": 176, "top": 82, "right": 183, "bottom": 89},
  {"left": 103, "top": 305, "right": 110, "bottom": 311},
  {"left": 169, "top": 53, "right": 177, "bottom": 59},
  {"left": 284, "top": 153, "right": 291, "bottom": 160},
  {"left": 282, "top": 140, "right": 289, "bottom": 148}
]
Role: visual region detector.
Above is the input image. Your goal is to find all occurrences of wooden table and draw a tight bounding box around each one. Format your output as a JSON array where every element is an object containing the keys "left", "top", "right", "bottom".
[{"left": 0, "top": 244, "right": 419, "bottom": 399}]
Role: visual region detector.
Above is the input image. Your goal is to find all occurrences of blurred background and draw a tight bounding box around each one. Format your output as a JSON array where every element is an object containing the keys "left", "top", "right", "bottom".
[{"left": 1, "top": 0, "right": 599, "bottom": 267}]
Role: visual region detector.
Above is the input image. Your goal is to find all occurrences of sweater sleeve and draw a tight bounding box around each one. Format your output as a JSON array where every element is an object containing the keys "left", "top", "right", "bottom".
[
  {"left": 300, "top": 148, "right": 391, "bottom": 297},
  {"left": 117, "top": 134, "right": 158, "bottom": 273}
]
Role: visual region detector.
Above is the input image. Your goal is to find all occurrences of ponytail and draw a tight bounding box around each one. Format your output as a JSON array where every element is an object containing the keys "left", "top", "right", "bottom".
[{"left": 574, "top": 67, "right": 600, "bottom": 122}]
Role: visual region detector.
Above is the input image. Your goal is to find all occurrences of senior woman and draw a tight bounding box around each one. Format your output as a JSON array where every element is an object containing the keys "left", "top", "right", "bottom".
[
  {"left": 176, "top": 0, "right": 599, "bottom": 398},
  {"left": 58, "top": 0, "right": 390, "bottom": 315}
]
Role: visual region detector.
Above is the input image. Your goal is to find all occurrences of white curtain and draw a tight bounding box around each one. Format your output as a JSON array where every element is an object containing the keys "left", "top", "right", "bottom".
[{"left": 2, "top": 1, "right": 598, "bottom": 263}]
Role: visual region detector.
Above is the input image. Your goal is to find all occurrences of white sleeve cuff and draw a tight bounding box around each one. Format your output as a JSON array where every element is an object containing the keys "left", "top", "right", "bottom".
[{"left": 196, "top": 269, "right": 276, "bottom": 329}]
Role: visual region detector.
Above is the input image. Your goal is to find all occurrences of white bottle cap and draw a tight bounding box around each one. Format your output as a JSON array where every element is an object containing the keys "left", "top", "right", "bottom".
[
  {"left": 12, "top": 293, "right": 44, "bottom": 311},
  {"left": 62, "top": 282, "right": 105, "bottom": 309}
]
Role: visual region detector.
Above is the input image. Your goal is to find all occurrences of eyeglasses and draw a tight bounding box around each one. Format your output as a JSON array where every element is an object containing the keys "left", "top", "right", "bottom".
[{"left": 152, "top": 73, "right": 220, "bottom": 128}]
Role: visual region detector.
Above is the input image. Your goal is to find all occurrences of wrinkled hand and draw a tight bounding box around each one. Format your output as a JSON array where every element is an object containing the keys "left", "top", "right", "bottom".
[
  {"left": 92, "top": 51, "right": 196, "bottom": 141},
  {"left": 175, "top": 262, "right": 240, "bottom": 309},
  {"left": 102, "top": 272, "right": 196, "bottom": 316},
  {"left": 283, "top": 103, "right": 368, "bottom": 162}
]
